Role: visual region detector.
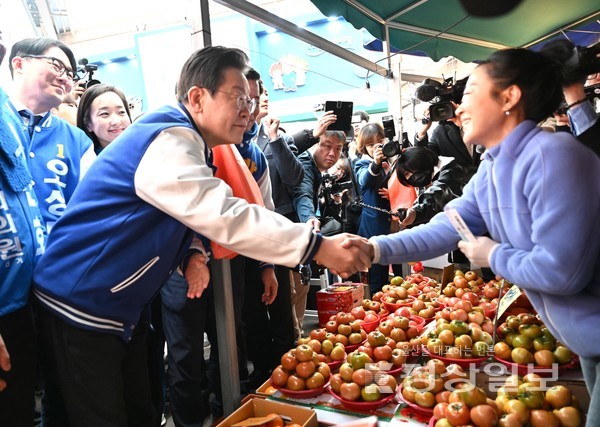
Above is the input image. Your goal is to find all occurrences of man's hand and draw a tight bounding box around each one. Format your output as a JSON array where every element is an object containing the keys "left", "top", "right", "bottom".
[
  {"left": 71, "top": 80, "right": 86, "bottom": 101},
  {"left": 562, "top": 81, "right": 587, "bottom": 105},
  {"left": 314, "top": 111, "right": 337, "bottom": 138},
  {"left": 260, "top": 268, "right": 278, "bottom": 305},
  {"left": 307, "top": 218, "right": 321, "bottom": 233},
  {"left": 457, "top": 236, "right": 499, "bottom": 268},
  {"left": 416, "top": 109, "right": 432, "bottom": 140},
  {"left": 184, "top": 252, "right": 210, "bottom": 299},
  {"left": 332, "top": 189, "right": 349, "bottom": 205},
  {"left": 0, "top": 333, "right": 10, "bottom": 392},
  {"left": 400, "top": 208, "right": 416, "bottom": 229},
  {"left": 315, "top": 233, "right": 373, "bottom": 277},
  {"left": 265, "top": 116, "right": 281, "bottom": 141}
]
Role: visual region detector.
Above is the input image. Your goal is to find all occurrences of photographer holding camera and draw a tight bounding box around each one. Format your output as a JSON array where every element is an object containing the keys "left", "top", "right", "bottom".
[
  {"left": 291, "top": 130, "right": 346, "bottom": 336},
  {"left": 318, "top": 156, "right": 360, "bottom": 236},
  {"left": 414, "top": 77, "right": 482, "bottom": 169},
  {"left": 354, "top": 123, "right": 399, "bottom": 293},
  {"left": 542, "top": 39, "right": 600, "bottom": 156}
]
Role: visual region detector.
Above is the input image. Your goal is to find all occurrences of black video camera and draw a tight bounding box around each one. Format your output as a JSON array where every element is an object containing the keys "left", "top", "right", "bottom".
[
  {"left": 415, "top": 77, "right": 466, "bottom": 122},
  {"left": 541, "top": 40, "right": 600, "bottom": 85},
  {"left": 321, "top": 173, "right": 353, "bottom": 195},
  {"left": 380, "top": 115, "right": 409, "bottom": 158},
  {"left": 75, "top": 58, "right": 101, "bottom": 89}
]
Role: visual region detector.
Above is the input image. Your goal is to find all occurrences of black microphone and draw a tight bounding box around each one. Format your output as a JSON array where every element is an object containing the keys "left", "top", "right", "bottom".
[
  {"left": 415, "top": 79, "right": 442, "bottom": 102},
  {"left": 476, "top": 144, "right": 485, "bottom": 154},
  {"left": 415, "top": 84, "right": 438, "bottom": 102}
]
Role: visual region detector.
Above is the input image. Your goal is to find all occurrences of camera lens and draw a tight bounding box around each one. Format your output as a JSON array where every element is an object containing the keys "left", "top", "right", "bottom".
[{"left": 430, "top": 102, "right": 455, "bottom": 121}]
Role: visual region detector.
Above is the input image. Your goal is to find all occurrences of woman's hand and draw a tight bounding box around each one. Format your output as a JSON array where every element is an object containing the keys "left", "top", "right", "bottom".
[
  {"left": 457, "top": 236, "right": 499, "bottom": 268},
  {"left": 378, "top": 187, "right": 390, "bottom": 200}
]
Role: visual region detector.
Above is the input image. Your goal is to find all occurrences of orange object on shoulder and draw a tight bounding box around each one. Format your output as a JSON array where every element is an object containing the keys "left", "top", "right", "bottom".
[{"left": 211, "top": 144, "right": 264, "bottom": 259}]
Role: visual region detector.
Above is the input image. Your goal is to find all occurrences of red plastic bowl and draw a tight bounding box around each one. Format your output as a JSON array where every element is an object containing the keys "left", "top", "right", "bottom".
[
  {"left": 384, "top": 365, "right": 404, "bottom": 377},
  {"left": 492, "top": 355, "right": 577, "bottom": 377},
  {"left": 329, "top": 387, "right": 396, "bottom": 411},
  {"left": 345, "top": 340, "right": 366, "bottom": 353},
  {"left": 270, "top": 380, "right": 329, "bottom": 399},
  {"left": 422, "top": 346, "right": 489, "bottom": 369},
  {"left": 383, "top": 296, "right": 416, "bottom": 312},
  {"left": 410, "top": 315, "right": 426, "bottom": 332},
  {"left": 397, "top": 384, "right": 434, "bottom": 416},
  {"left": 360, "top": 314, "right": 380, "bottom": 333},
  {"left": 327, "top": 359, "right": 344, "bottom": 371}
]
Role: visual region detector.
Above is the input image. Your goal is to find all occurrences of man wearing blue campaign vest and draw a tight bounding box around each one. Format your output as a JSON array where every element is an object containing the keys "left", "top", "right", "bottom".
[
  {"left": 0, "top": 40, "right": 47, "bottom": 426},
  {"left": 33, "top": 46, "right": 372, "bottom": 425},
  {"left": 5, "top": 38, "right": 95, "bottom": 233}
]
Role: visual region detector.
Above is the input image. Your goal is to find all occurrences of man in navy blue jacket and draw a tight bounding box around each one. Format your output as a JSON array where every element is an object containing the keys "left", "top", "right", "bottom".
[{"left": 32, "top": 46, "right": 370, "bottom": 426}]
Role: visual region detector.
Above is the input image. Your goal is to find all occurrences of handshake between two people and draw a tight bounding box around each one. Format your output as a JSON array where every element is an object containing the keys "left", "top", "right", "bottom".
[
  {"left": 182, "top": 233, "right": 375, "bottom": 300},
  {"left": 314, "top": 233, "right": 374, "bottom": 278}
]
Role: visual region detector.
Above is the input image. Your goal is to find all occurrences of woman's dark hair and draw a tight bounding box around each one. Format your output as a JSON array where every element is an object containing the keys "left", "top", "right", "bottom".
[
  {"left": 479, "top": 48, "right": 563, "bottom": 122},
  {"left": 76, "top": 84, "right": 131, "bottom": 152},
  {"left": 395, "top": 147, "right": 439, "bottom": 187},
  {"left": 356, "top": 122, "right": 384, "bottom": 155},
  {"left": 176, "top": 46, "right": 248, "bottom": 103}
]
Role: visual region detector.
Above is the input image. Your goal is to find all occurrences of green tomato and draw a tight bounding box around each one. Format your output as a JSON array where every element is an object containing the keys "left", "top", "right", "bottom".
[
  {"left": 361, "top": 384, "right": 381, "bottom": 401},
  {"left": 449, "top": 320, "right": 469, "bottom": 336},
  {"left": 472, "top": 340, "right": 489, "bottom": 357},
  {"left": 511, "top": 334, "right": 533, "bottom": 350},
  {"left": 518, "top": 390, "right": 545, "bottom": 409},
  {"left": 518, "top": 324, "right": 542, "bottom": 340},
  {"left": 350, "top": 351, "right": 372, "bottom": 370},
  {"left": 532, "top": 335, "right": 555, "bottom": 352},
  {"left": 553, "top": 345, "right": 573, "bottom": 364}
]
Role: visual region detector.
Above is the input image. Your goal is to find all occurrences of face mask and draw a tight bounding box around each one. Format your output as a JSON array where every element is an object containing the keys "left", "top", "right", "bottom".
[{"left": 407, "top": 171, "right": 433, "bottom": 187}]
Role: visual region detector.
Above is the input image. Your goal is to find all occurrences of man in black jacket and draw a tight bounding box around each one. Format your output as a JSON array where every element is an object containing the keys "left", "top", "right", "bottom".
[{"left": 414, "top": 103, "right": 481, "bottom": 169}]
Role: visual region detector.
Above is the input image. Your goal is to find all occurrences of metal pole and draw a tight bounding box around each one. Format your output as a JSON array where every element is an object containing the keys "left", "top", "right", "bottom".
[
  {"left": 190, "top": 0, "right": 212, "bottom": 50},
  {"left": 191, "top": 3, "right": 240, "bottom": 415},
  {"left": 212, "top": 258, "right": 241, "bottom": 416}
]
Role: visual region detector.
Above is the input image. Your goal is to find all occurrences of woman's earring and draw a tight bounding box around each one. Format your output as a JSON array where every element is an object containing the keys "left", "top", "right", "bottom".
[{"left": 504, "top": 110, "right": 510, "bottom": 116}]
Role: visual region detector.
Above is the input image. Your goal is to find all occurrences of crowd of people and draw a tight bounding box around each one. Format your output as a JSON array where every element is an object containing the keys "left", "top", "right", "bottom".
[{"left": 0, "top": 34, "right": 598, "bottom": 427}]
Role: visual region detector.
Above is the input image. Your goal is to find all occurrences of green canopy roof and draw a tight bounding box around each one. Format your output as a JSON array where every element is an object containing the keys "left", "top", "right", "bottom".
[{"left": 310, "top": 0, "right": 599, "bottom": 62}]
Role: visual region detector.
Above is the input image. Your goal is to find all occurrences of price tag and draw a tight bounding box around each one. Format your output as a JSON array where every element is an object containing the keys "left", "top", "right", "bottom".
[
  {"left": 497, "top": 284, "right": 522, "bottom": 318},
  {"left": 444, "top": 207, "right": 476, "bottom": 242}
]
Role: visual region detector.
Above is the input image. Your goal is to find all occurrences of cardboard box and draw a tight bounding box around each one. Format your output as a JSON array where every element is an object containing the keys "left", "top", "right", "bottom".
[
  {"left": 316, "top": 283, "right": 364, "bottom": 327},
  {"left": 216, "top": 397, "right": 317, "bottom": 427},
  {"left": 255, "top": 380, "right": 277, "bottom": 397}
]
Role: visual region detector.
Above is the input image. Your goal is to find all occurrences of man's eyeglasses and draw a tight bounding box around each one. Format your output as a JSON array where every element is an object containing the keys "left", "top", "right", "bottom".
[
  {"left": 21, "top": 55, "right": 75, "bottom": 81},
  {"left": 211, "top": 89, "right": 256, "bottom": 113}
]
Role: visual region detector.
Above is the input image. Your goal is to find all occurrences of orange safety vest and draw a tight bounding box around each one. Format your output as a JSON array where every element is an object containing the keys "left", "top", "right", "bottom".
[
  {"left": 210, "top": 144, "right": 264, "bottom": 259},
  {"left": 387, "top": 172, "right": 417, "bottom": 219}
]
